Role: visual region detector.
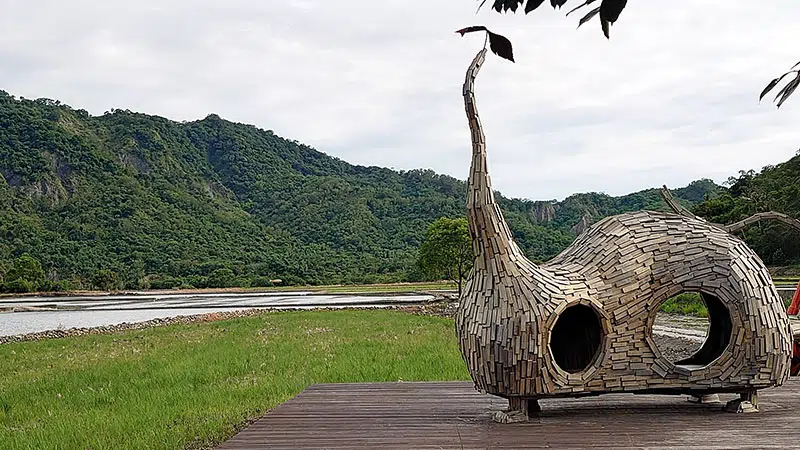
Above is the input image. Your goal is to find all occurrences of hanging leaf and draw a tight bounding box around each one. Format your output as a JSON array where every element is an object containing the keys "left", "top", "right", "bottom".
[
  {"left": 478, "top": 0, "right": 630, "bottom": 39},
  {"left": 601, "top": 18, "right": 610, "bottom": 38},
  {"left": 599, "top": 0, "right": 627, "bottom": 38},
  {"left": 525, "top": 0, "right": 546, "bottom": 14},
  {"left": 577, "top": 6, "right": 601, "bottom": 29},
  {"left": 760, "top": 73, "right": 794, "bottom": 102},
  {"left": 760, "top": 78, "right": 782, "bottom": 102},
  {"left": 773, "top": 76, "right": 796, "bottom": 104},
  {"left": 776, "top": 74, "right": 800, "bottom": 109},
  {"left": 488, "top": 31, "right": 515, "bottom": 62},
  {"left": 599, "top": 0, "right": 627, "bottom": 23},
  {"left": 566, "top": 0, "right": 598, "bottom": 17},
  {"left": 455, "top": 25, "right": 515, "bottom": 62},
  {"left": 455, "top": 26, "right": 489, "bottom": 36}
]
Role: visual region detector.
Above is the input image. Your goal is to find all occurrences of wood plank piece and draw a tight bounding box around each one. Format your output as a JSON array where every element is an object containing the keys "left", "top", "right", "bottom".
[{"left": 217, "top": 380, "right": 800, "bottom": 449}]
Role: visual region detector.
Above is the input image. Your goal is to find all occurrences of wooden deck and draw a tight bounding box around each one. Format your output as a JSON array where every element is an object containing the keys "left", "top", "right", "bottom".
[{"left": 219, "top": 379, "right": 800, "bottom": 449}]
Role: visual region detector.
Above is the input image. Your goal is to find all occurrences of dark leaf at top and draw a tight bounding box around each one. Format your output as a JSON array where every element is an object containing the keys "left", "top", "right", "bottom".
[
  {"left": 599, "top": 0, "right": 627, "bottom": 23},
  {"left": 760, "top": 78, "right": 782, "bottom": 102},
  {"left": 760, "top": 73, "right": 794, "bottom": 102},
  {"left": 488, "top": 31, "right": 515, "bottom": 62},
  {"left": 476, "top": 0, "right": 629, "bottom": 39},
  {"left": 760, "top": 64, "right": 800, "bottom": 107},
  {"left": 578, "top": 7, "right": 601, "bottom": 28},
  {"left": 525, "top": 0, "right": 546, "bottom": 13},
  {"left": 566, "top": 0, "right": 598, "bottom": 17},
  {"left": 776, "top": 74, "right": 800, "bottom": 109},
  {"left": 455, "top": 26, "right": 489, "bottom": 36}
]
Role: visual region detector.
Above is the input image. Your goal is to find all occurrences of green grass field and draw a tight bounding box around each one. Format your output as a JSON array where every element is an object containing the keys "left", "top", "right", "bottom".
[
  {"left": 659, "top": 293, "right": 708, "bottom": 317},
  {"left": 0, "top": 310, "right": 469, "bottom": 449}
]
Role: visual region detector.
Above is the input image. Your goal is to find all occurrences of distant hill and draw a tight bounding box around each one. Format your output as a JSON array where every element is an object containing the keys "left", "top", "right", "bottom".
[
  {"left": 692, "top": 150, "right": 800, "bottom": 266},
  {"left": 0, "top": 90, "right": 722, "bottom": 290}
]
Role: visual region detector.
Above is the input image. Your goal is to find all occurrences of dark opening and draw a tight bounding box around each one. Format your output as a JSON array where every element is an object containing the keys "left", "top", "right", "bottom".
[
  {"left": 550, "top": 304, "right": 604, "bottom": 374},
  {"left": 654, "top": 292, "right": 733, "bottom": 369},
  {"left": 674, "top": 294, "right": 732, "bottom": 367}
]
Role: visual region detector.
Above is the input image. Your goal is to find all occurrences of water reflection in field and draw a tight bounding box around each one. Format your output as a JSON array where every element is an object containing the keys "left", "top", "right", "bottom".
[{"left": 0, "top": 292, "right": 434, "bottom": 336}]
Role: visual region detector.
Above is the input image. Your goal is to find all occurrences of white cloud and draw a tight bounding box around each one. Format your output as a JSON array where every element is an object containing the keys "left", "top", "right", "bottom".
[{"left": 1, "top": 0, "right": 799, "bottom": 200}]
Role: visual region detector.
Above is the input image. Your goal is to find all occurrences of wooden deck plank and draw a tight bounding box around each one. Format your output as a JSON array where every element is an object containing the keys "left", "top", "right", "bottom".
[{"left": 218, "top": 379, "right": 800, "bottom": 449}]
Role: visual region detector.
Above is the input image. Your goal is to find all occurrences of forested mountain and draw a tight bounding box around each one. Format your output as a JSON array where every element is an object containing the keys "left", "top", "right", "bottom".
[
  {"left": 692, "top": 151, "right": 800, "bottom": 266},
  {"left": 0, "top": 91, "right": 723, "bottom": 291}
]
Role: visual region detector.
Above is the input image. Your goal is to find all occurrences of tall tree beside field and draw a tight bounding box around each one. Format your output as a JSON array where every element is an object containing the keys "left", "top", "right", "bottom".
[
  {"left": 417, "top": 217, "right": 474, "bottom": 296},
  {"left": 1, "top": 253, "right": 45, "bottom": 293}
]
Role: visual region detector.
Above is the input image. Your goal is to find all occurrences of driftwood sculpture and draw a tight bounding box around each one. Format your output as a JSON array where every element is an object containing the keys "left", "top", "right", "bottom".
[{"left": 454, "top": 47, "right": 793, "bottom": 422}]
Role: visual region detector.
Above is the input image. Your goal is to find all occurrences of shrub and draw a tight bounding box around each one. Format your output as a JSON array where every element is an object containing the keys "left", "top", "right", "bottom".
[
  {"left": 1, "top": 278, "right": 35, "bottom": 293},
  {"left": 206, "top": 268, "right": 236, "bottom": 288}
]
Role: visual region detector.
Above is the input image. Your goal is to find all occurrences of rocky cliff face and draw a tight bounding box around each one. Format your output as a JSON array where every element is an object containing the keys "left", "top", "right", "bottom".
[
  {"left": 571, "top": 214, "right": 592, "bottom": 235},
  {"left": 532, "top": 202, "right": 556, "bottom": 224}
]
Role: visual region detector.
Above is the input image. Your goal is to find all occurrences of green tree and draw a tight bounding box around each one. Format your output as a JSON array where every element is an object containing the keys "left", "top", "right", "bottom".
[
  {"left": 91, "top": 269, "right": 121, "bottom": 291},
  {"left": 417, "top": 217, "right": 473, "bottom": 296},
  {"left": 5, "top": 253, "right": 45, "bottom": 290},
  {"left": 206, "top": 268, "right": 236, "bottom": 288}
]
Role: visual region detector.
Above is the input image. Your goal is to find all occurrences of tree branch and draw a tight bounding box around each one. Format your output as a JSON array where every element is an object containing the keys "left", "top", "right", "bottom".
[
  {"left": 660, "top": 185, "right": 800, "bottom": 235},
  {"left": 659, "top": 185, "right": 699, "bottom": 220},
  {"left": 724, "top": 211, "right": 800, "bottom": 234}
]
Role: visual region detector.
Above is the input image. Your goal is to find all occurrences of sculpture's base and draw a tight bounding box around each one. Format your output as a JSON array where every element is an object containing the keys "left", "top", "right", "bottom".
[
  {"left": 492, "top": 398, "right": 540, "bottom": 423},
  {"left": 725, "top": 390, "right": 760, "bottom": 413},
  {"left": 688, "top": 393, "right": 721, "bottom": 404}
]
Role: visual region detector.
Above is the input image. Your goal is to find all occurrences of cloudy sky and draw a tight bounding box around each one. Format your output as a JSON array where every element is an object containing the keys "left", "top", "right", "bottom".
[{"left": 1, "top": 1, "right": 799, "bottom": 201}]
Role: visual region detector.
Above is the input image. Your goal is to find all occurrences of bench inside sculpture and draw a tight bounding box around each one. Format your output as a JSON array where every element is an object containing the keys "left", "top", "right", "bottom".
[{"left": 454, "top": 43, "right": 793, "bottom": 423}]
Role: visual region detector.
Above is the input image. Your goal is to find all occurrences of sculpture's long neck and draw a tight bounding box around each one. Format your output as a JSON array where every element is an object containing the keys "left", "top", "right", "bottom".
[{"left": 463, "top": 48, "right": 528, "bottom": 272}]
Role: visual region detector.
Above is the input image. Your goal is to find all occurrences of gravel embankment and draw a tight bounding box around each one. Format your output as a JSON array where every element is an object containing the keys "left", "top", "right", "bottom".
[
  {"left": 0, "top": 308, "right": 272, "bottom": 344},
  {"left": 651, "top": 334, "right": 701, "bottom": 361}
]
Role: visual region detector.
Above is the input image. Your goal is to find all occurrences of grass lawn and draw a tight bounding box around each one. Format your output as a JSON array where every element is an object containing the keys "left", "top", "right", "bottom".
[
  {"left": 659, "top": 293, "right": 708, "bottom": 317},
  {"left": 0, "top": 310, "right": 469, "bottom": 449}
]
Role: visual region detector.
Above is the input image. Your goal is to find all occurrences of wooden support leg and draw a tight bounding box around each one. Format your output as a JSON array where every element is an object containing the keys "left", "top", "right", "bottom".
[
  {"left": 687, "top": 393, "right": 720, "bottom": 404},
  {"left": 492, "top": 397, "right": 540, "bottom": 423},
  {"left": 725, "top": 390, "right": 759, "bottom": 413}
]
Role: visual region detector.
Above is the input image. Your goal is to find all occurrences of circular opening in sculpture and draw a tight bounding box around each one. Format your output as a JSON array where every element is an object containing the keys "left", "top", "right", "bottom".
[
  {"left": 550, "top": 304, "right": 604, "bottom": 374},
  {"left": 652, "top": 292, "right": 732, "bottom": 369}
]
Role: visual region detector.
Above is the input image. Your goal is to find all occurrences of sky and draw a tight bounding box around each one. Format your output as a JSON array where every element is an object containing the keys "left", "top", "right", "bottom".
[{"left": 1, "top": 1, "right": 799, "bottom": 201}]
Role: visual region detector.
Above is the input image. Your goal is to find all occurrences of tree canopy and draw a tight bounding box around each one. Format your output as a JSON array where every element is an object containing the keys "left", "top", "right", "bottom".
[
  {"left": 417, "top": 217, "right": 473, "bottom": 295},
  {"left": 479, "top": 0, "right": 628, "bottom": 38}
]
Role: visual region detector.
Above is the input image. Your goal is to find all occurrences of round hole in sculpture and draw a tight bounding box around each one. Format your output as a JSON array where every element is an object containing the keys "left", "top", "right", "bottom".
[
  {"left": 550, "top": 304, "right": 604, "bottom": 374},
  {"left": 652, "top": 292, "right": 733, "bottom": 369}
]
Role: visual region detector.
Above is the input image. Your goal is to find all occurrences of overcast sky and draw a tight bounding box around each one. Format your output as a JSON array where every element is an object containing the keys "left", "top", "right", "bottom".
[{"left": 1, "top": 1, "right": 799, "bottom": 201}]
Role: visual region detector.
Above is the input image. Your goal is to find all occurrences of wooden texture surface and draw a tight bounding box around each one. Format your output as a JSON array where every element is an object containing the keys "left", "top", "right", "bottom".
[
  {"left": 217, "top": 380, "right": 800, "bottom": 449},
  {"left": 456, "top": 47, "right": 792, "bottom": 407}
]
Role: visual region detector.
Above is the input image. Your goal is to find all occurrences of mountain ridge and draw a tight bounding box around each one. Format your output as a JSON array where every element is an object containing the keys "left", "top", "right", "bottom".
[{"left": 0, "top": 90, "right": 725, "bottom": 290}]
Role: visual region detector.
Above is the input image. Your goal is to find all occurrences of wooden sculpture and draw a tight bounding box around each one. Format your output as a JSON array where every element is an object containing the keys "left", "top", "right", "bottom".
[{"left": 454, "top": 47, "right": 793, "bottom": 423}]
